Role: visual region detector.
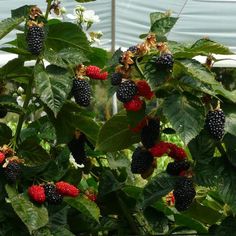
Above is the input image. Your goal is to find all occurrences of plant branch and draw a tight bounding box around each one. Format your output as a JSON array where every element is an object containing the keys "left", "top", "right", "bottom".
[{"left": 45, "top": 0, "right": 53, "bottom": 20}]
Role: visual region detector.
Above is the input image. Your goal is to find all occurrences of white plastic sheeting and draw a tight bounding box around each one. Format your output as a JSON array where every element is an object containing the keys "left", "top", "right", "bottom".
[{"left": 1, "top": 0, "right": 236, "bottom": 52}]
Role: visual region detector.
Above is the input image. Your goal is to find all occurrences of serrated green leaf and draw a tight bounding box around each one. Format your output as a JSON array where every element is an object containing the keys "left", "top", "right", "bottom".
[
  {"left": 212, "top": 83, "right": 236, "bottom": 103},
  {"left": 87, "top": 47, "right": 108, "bottom": 68},
  {"left": 5, "top": 185, "right": 48, "bottom": 234},
  {"left": 45, "top": 22, "right": 90, "bottom": 52},
  {"left": 150, "top": 12, "right": 167, "bottom": 25},
  {"left": 52, "top": 227, "right": 75, "bottom": 236},
  {"left": 175, "top": 59, "right": 217, "bottom": 85},
  {"left": 223, "top": 134, "right": 236, "bottom": 167},
  {"left": 44, "top": 48, "right": 88, "bottom": 68},
  {"left": 223, "top": 103, "right": 236, "bottom": 136},
  {"left": 163, "top": 93, "right": 205, "bottom": 144},
  {"left": 64, "top": 196, "right": 100, "bottom": 222},
  {"left": 96, "top": 112, "right": 140, "bottom": 152},
  {"left": 0, "top": 17, "right": 24, "bottom": 40},
  {"left": 150, "top": 16, "right": 178, "bottom": 35},
  {"left": 34, "top": 64, "right": 72, "bottom": 117},
  {"left": 140, "top": 173, "right": 175, "bottom": 209}
]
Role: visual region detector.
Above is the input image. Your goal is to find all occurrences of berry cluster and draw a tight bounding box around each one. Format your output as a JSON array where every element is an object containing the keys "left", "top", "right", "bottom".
[
  {"left": 28, "top": 181, "right": 79, "bottom": 205},
  {"left": 173, "top": 177, "right": 196, "bottom": 211},
  {"left": 86, "top": 65, "right": 108, "bottom": 80},
  {"left": 205, "top": 108, "right": 225, "bottom": 140},
  {"left": 166, "top": 160, "right": 190, "bottom": 176},
  {"left": 0, "top": 145, "right": 23, "bottom": 184},
  {"left": 155, "top": 54, "right": 174, "bottom": 71}
]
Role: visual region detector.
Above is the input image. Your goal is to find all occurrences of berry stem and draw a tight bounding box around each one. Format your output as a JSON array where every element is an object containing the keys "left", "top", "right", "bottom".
[
  {"left": 45, "top": 0, "right": 53, "bottom": 20},
  {"left": 216, "top": 142, "right": 227, "bottom": 157}
]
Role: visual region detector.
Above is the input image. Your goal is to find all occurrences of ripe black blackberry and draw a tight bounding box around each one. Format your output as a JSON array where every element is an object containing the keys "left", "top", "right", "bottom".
[
  {"left": 141, "top": 118, "right": 160, "bottom": 149},
  {"left": 4, "top": 161, "right": 21, "bottom": 183},
  {"left": 111, "top": 72, "right": 123, "bottom": 86},
  {"left": 72, "top": 79, "right": 91, "bottom": 107},
  {"left": 116, "top": 80, "right": 137, "bottom": 103},
  {"left": 43, "top": 184, "right": 63, "bottom": 205},
  {"left": 127, "top": 46, "right": 137, "bottom": 54},
  {"left": 131, "top": 147, "right": 154, "bottom": 174},
  {"left": 205, "top": 109, "right": 225, "bottom": 140},
  {"left": 26, "top": 25, "right": 44, "bottom": 55},
  {"left": 155, "top": 54, "right": 174, "bottom": 71},
  {"left": 0, "top": 107, "right": 7, "bottom": 118},
  {"left": 166, "top": 160, "right": 190, "bottom": 176},
  {"left": 173, "top": 177, "right": 196, "bottom": 211}
]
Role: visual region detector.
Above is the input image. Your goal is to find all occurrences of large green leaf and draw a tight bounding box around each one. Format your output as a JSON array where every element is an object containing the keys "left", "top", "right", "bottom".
[
  {"left": 150, "top": 16, "right": 178, "bottom": 35},
  {"left": 96, "top": 112, "right": 140, "bottom": 152},
  {"left": 212, "top": 84, "right": 236, "bottom": 103},
  {"left": 64, "top": 195, "right": 100, "bottom": 222},
  {"left": 0, "top": 17, "right": 24, "bottom": 40},
  {"left": 5, "top": 185, "right": 48, "bottom": 234},
  {"left": 17, "top": 138, "right": 50, "bottom": 166},
  {"left": 175, "top": 59, "right": 217, "bottom": 85},
  {"left": 11, "top": 5, "right": 31, "bottom": 18},
  {"left": 163, "top": 93, "right": 205, "bottom": 144},
  {"left": 45, "top": 22, "right": 90, "bottom": 52},
  {"left": 223, "top": 134, "right": 236, "bottom": 167},
  {"left": 50, "top": 101, "right": 100, "bottom": 144},
  {"left": 34, "top": 64, "right": 72, "bottom": 117},
  {"left": 140, "top": 173, "right": 175, "bottom": 209},
  {"left": 44, "top": 48, "right": 88, "bottom": 69},
  {"left": 174, "top": 214, "right": 208, "bottom": 234},
  {"left": 173, "top": 39, "right": 232, "bottom": 58},
  {"left": 87, "top": 47, "right": 108, "bottom": 68}
]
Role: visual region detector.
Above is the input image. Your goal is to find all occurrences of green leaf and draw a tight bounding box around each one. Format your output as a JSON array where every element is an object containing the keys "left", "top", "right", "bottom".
[
  {"left": 150, "top": 16, "right": 178, "bottom": 35},
  {"left": 140, "top": 173, "right": 175, "bottom": 208},
  {"left": 150, "top": 12, "right": 167, "bottom": 25},
  {"left": 45, "top": 22, "right": 90, "bottom": 52},
  {"left": 0, "top": 123, "right": 12, "bottom": 146},
  {"left": 5, "top": 185, "right": 48, "bottom": 234},
  {"left": 223, "top": 103, "right": 236, "bottom": 136},
  {"left": 188, "top": 130, "right": 216, "bottom": 164},
  {"left": 11, "top": 5, "right": 31, "bottom": 18},
  {"left": 18, "top": 138, "right": 50, "bottom": 166},
  {"left": 174, "top": 214, "right": 208, "bottom": 234},
  {"left": 52, "top": 227, "right": 75, "bottom": 236},
  {"left": 44, "top": 48, "right": 88, "bottom": 68},
  {"left": 190, "top": 38, "right": 233, "bottom": 55},
  {"left": 175, "top": 59, "right": 217, "bottom": 85},
  {"left": 184, "top": 201, "right": 222, "bottom": 225},
  {"left": 51, "top": 101, "right": 100, "bottom": 144},
  {"left": 223, "top": 134, "right": 236, "bottom": 167},
  {"left": 64, "top": 196, "right": 100, "bottom": 222},
  {"left": 34, "top": 64, "right": 72, "bottom": 117},
  {"left": 212, "top": 84, "right": 236, "bottom": 103},
  {"left": 0, "top": 17, "right": 25, "bottom": 40},
  {"left": 163, "top": 93, "right": 205, "bottom": 144},
  {"left": 87, "top": 47, "right": 108, "bottom": 68},
  {"left": 96, "top": 112, "right": 140, "bottom": 152}
]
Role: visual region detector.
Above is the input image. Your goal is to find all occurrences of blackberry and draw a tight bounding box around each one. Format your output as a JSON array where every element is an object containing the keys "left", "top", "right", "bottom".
[
  {"left": 43, "top": 184, "right": 63, "bottom": 204},
  {"left": 4, "top": 161, "right": 21, "bottom": 183},
  {"left": 155, "top": 54, "right": 174, "bottom": 71},
  {"left": 0, "top": 107, "right": 7, "bottom": 118},
  {"left": 68, "top": 135, "right": 86, "bottom": 165},
  {"left": 111, "top": 72, "right": 123, "bottom": 86},
  {"left": 131, "top": 147, "right": 153, "bottom": 174},
  {"left": 166, "top": 160, "right": 190, "bottom": 176},
  {"left": 205, "top": 109, "right": 225, "bottom": 140},
  {"left": 72, "top": 79, "right": 91, "bottom": 107},
  {"left": 26, "top": 26, "right": 44, "bottom": 55},
  {"left": 116, "top": 80, "right": 137, "bottom": 103},
  {"left": 127, "top": 46, "right": 137, "bottom": 54},
  {"left": 173, "top": 177, "right": 196, "bottom": 211},
  {"left": 141, "top": 118, "right": 160, "bottom": 149}
]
